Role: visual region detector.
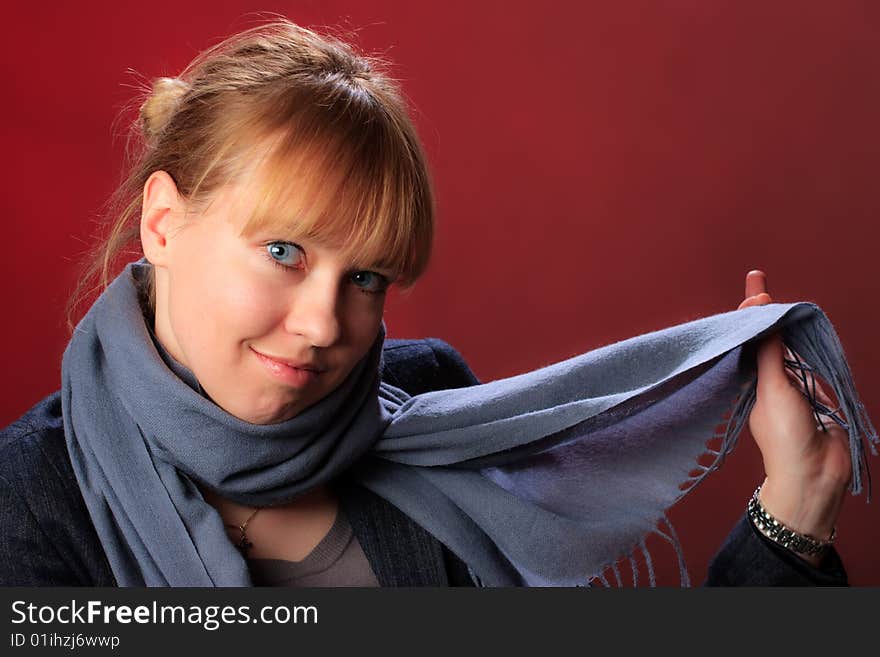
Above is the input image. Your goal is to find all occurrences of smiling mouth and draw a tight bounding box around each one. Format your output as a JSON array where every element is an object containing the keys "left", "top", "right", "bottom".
[
  {"left": 250, "top": 347, "right": 324, "bottom": 386},
  {"left": 250, "top": 347, "right": 325, "bottom": 372}
]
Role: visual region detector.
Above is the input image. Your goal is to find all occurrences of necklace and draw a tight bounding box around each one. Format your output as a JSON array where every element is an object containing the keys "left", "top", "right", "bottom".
[{"left": 224, "top": 508, "right": 262, "bottom": 558}]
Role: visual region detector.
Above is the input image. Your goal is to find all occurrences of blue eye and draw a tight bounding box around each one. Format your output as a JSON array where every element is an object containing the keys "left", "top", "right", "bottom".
[
  {"left": 351, "top": 271, "right": 387, "bottom": 293},
  {"left": 266, "top": 242, "right": 304, "bottom": 269}
]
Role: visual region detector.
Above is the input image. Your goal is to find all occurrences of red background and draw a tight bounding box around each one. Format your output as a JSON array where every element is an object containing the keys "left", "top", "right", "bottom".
[{"left": 2, "top": 1, "right": 878, "bottom": 585}]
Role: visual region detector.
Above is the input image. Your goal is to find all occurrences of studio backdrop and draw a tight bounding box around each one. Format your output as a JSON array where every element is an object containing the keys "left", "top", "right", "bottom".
[{"left": 2, "top": 1, "right": 878, "bottom": 584}]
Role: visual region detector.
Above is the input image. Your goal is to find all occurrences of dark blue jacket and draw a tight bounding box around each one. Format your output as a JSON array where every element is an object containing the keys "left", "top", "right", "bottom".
[{"left": 0, "top": 338, "right": 847, "bottom": 586}]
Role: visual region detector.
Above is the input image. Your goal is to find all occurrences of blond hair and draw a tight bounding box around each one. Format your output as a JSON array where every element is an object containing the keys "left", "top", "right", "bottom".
[{"left": 67, "top": 19, "right": 433, "bottom": 330}]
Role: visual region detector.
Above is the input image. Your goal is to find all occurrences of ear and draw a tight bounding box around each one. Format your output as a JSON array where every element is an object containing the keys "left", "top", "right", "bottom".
[{"left": 141, "top": 171, "right": 185, "bottom": 267}]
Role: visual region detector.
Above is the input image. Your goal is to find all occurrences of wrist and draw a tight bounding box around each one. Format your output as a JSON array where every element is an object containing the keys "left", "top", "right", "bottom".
[
  {"left": 758, "top": 475, "right": 844, "bottom": 541},
  {"left": 753, "top": 477, "right": 843, "bottom": 567},
  {"left": 749, "top": 484, "right": 837, "bottom": 567}
]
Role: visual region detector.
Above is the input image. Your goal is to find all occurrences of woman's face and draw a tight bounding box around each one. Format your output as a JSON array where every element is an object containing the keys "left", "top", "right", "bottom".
[{"left": 150, "top": 179, "right": 392, "bottom": 425}]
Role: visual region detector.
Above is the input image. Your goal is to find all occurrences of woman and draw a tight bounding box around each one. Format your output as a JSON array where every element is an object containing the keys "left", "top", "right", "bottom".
[{"left": 0, "top": 19, "right": 863, "bottom": 586}]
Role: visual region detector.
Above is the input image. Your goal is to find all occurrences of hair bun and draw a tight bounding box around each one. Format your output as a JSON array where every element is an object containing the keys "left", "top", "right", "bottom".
[{"left": 140, "top": 77, "right": 189, "bottom": 144}]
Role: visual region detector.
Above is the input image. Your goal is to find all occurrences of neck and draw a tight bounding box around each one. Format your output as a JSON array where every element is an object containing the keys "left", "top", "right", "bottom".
[{"left": 199, "top": 484, "right": 334, "bottom": 526}]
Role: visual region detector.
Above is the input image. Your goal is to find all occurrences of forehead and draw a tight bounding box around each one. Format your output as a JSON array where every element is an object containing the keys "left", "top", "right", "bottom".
[
  {"left": 193, "top": 178, "right": 391, "bottom": 278},
  {"left": 192, "top": 125, "right": 428, "bottom": 283}
]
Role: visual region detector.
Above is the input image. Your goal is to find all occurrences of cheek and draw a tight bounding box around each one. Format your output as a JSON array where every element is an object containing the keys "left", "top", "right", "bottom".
[
  {"left": 202, "top": 275, "right": 282, "bottom": 335},
  {"left": 339, "top": 295, "right": 385, "bottom": 356},
  {"left": 169, "top": 251, "right": 284, "bottom": 360}
]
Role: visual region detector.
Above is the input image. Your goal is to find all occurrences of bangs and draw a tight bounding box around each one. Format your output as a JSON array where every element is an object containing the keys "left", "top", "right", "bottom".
[{"left": 238, "top": 99, "right": 434, "bottom": 286}]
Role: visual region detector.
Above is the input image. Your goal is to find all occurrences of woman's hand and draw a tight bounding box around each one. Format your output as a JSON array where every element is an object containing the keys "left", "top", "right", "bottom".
[{"left": 737, "top": 270, "right": 852, "bottom": 567}]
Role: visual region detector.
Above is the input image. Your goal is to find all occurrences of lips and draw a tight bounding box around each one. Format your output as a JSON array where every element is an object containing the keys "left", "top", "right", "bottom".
[{"left": 250, "top": 347, "right": 324, "bottom": 387}]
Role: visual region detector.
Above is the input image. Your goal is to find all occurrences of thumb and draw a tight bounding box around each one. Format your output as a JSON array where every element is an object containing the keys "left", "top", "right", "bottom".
[{"left": 755, "top": 331, "right": 787, "bottom": 394}]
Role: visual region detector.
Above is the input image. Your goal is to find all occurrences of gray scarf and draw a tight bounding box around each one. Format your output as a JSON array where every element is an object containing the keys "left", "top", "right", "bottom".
[{"left": 61, "top": 260, "right": 877, "bottom": 586}]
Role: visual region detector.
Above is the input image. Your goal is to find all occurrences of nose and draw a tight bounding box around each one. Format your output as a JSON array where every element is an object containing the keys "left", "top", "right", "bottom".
[{"left": 283, "top": 272, "right": 342, "bottom": 348}]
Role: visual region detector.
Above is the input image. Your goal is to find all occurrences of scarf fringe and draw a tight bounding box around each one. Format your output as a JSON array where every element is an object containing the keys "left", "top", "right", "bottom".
[
  {"left": 583, "top": 305, "right": 878, "bottom": 587},
  {"left": 628, "top": 555, "right": 639, "bottom": 587},
  {"left": 680, "top": 378, "right": 756, "bottom": 496},
  {"left": 584, "top": 359, "right": 756, "bottom": 588},
  {"left": 781, "top": 309, "right": 879, "bottom": 500},
  {"left": 588, "top": 515, "right": 690, "bottom": 588},
  {"left": 655, "top": 517, "right": 690, "bottom": 587},
  {"left": 677, "top": 304, "right": 878, "bottom": 504}
]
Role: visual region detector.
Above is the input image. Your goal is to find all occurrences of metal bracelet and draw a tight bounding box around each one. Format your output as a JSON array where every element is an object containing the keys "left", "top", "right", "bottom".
[{"left": 747, "top": 484, "right": 836, "bottom": 557}]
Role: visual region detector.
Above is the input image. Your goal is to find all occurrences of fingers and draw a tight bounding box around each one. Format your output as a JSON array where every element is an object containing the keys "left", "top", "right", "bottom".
[
  {"left": 738, "top": 292, "right": 772, "bottom": 310},
  {"left": 739, "top": 270, "right": 772, "bottom": 310},
  {"left": 742, "top": 272, "right": 848, "bottom": 430},
  {"left": 745, "top": 270, "right": 767, "bottom": 298},
  {"left": 741, "top": 268, "right": 786, "bottom": 388}
]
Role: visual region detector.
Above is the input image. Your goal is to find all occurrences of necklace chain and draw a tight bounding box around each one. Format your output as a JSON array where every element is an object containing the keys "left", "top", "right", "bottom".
[{"left": 224, "top": 507, "right": 261, "bottom": 557}]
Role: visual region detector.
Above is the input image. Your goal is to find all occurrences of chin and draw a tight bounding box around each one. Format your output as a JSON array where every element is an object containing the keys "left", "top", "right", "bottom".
[{"left": 245, "top": 394, "right": 305, "bottom": 425}]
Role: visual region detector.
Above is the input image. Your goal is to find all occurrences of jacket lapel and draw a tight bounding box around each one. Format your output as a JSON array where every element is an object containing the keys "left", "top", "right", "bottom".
[{"left": 337, "top": 479, "right": 448, "bottom": 586}]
